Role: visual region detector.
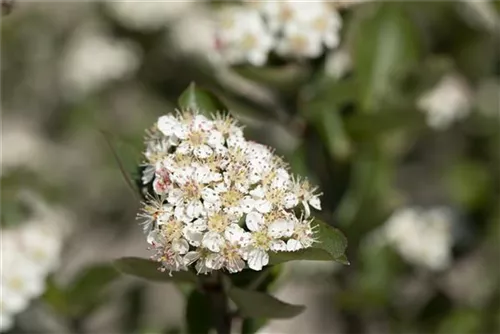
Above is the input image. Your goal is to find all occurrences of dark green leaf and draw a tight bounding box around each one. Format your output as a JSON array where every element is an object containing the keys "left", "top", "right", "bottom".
[
  {"left": 186, "top": 290, "right": 213, "bottom": 334},
  {"left": 446, "top": 160, "right": 492, "bottom": 210},
  {"left": 241, "top": 318, "right": 268, "bottom": 334},
  {"left": 43, "top": 277, "right": 68, "bottom": 315},
  {"left": 113, "top": 257, "right": 198, "bottom": 284},
  {"left": 229, "top": 287, "right": 305, "bottom": 319},
  {"left": 233, "top": 64, "right": 312, "bottom": 95},
  {"left": 352, "top": 4, "right": 421, "bottom": 112},
  {"left": 314, "top": 107, "right": 352, "bottom": 161},
  {"left": 67, "top": 264, "right": 120, "bottom": 316},
  {"left": 178, "top": 82, "right": 226, "bottom": 115}
]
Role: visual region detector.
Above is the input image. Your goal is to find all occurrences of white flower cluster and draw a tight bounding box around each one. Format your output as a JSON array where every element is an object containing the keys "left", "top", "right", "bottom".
[
  {"left": 139, "top": 111, "right": 322, "bottom": 274},
  {"left": 215, "top": 1, "right": 342, "bottom": 66},
  {"left": 417, "top": 74, "right": 473, "bottom": 130},
  {"left": 379, "top": 207, "right": 454, "bottom": 271},
  {"left": 1, "top": 206, "right": 67, "bottom": 332}
]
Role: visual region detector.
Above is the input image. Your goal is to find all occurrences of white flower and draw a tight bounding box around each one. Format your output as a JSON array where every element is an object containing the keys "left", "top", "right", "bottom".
[
  {"left": 215, "top": 6, "right": 274, "bottom": 66},
  {"left": 61, "top": 27, "right": 140, "bottom": 98},
  {"left": 105, "top": 1, "right": 193, "bottom": 31},
  {"left": 243, "top": 211, "right": 292, "bottom": 270},
  {"left": 325, "top": 48, "right": 353, "bottom": 80},
  {"left": 0, "top": 197, "right": 69, "bottom": 332},
  {"left": 139, "top": 110, "right": 323, "bottom": 273},
  {"left": 417, "top": 74, "right": 473, "bottom": 130},
  {"left": 380, "top": 207, "right": 454, "bottom": 271}
]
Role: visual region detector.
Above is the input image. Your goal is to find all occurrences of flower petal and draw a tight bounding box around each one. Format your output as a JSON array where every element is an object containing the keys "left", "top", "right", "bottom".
[{"left": 246, "top": 211, "right": 264, "bottom": 232}]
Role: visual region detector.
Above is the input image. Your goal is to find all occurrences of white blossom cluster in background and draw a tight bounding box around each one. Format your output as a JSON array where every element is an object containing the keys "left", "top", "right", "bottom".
[
  {"left": 139, "top": 111, "right": 322, "bottom": 274},
  {"left": 417, "top": 74, "right": 473, "bottom": 130},
  {"left": 215, "top": 1, "right": 343, "bottom": 66},
  {"left": 104, "top": 1, "right": 194, "bottom": 31},
  {"left": 61, "top": 27, "right": 141, "bottom": 98},
  {"left": 377, "top": 207, "right": 454, "bottom": 271},
  {"left": 0, "top": 198, "right": 69, "bottom": 332}
]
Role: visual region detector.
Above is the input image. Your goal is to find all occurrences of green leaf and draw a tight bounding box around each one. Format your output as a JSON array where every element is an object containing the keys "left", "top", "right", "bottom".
[
  {"left": 232, "top": 64, "right": 312, "bottom": 95},
  {"left": 113, "top": 257, "right": 198, "bottom": 284},
  {"left": 312, "top": 219, "right": 348, "bottom": 259},
  {"left": 314, "top": 107, "right": 352, "bottom": 161},
  {"left": 241, "top": 318, "right": 268, "bottom": 334},
  {"left": 445, "top": 160, "right": 492, "bottom": 210},
  {"left": 186, "top": 290, "right": 213, "bottom": 334},
  {"left": 229, "top": 287, "right": 305, "bottom": 319},
  {"left": 67, "top": 264, "right": 120, "bottom": 316},
  {"left": 352, "top": 3, "right": 421, "bottom": 112},
  {"left": 268, "top": 220, "right": 348, "bottom": 265},
  {"left": 43, "top": 277, "right": 68, "bottom": 315},
  {"left": 178, "top": 82, "right": 226, "bottom": 115}
]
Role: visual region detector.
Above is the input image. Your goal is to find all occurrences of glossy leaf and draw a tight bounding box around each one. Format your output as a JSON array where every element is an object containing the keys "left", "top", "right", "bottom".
[
  {"left": 113, "top": 257, "right": 198, "bottom": 284},
  {"left": 178, "top": 82, "right": 226, "bottom": 114},
  {"left": 229, "top": 287, "right": 305, "bottom": 319}
]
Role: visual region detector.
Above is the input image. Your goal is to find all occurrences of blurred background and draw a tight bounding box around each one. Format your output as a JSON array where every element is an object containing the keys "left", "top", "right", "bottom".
[{"left": 1, "top": 1, "right": 499, "bottom": 333}]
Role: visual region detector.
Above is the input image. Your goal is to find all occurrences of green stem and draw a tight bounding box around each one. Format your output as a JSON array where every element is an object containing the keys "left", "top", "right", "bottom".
[{"left": 204, "top": 273, "right": 232, "bottom": 334}]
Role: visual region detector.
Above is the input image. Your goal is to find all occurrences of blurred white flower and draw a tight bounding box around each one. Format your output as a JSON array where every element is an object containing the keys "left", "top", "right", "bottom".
[
  {"left": 61, "top": 28, "right": 141, "bottom": 98},
  {"left": 215, "top": 6, "right": 274, "bottom": 66},
  {"left": 0, "top": 121, "right": 50, "bottom": 175},
  {"left": 169, "top": 6, "right": 220, "bottom": 64},
  {"left": 417, "top": 74, "right": 473, "bottom": 130},
  {"left": 459, "top": 0, "right": 500, "bottom": 32},
  {"left": 139, "top": 111, "right": 322, "bottom": 274},
  {"left": 215, "top": 1, "right": 343, "bottom": 65},
  {"left": 104, "top": 1, "right": 193, "bottom": 31},
  {"left": 381, "top": 207, "right": 454, "bottom": 271},
  {"left": 0, "top": 195, "right": 70, "bottom": 332},
  {"left": 324, "top": 48, "right": 352, "bottom": 80}
]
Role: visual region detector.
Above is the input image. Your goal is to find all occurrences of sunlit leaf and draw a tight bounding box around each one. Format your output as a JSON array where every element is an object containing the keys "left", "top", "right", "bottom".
[
  {"left": 113, "top": 257, "right": 198, "bottom": 284},
  {"left": 229, "top": 287, "right": 305, "bottom": 319}
]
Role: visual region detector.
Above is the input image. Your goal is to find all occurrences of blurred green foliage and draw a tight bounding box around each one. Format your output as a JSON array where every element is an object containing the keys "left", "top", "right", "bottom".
[{"left": 1, "top": 1, "right": 499, "bottom": 333}]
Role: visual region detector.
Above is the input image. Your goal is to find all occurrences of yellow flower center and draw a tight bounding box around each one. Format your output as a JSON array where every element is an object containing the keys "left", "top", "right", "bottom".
[
  {"left": 241, "top": 34, "right": 257, "bottom": 50},
  {"left": 208, "top": 213, "right": 230, "bottom": 233},
  {"left": 290, "top": 36, "right": 308, "bottom": 52},
  {"left": 221, "top": 189, "right": 243, "bottom": 208},
  {"left": 161, "top": 220, "right": 183, "bottom": 242},
  {"left": 252, "top": 231, "right": 271, "bottom": 249},
  {"left": 189, "top": 130, "right": 206, "bottom": 146}
]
